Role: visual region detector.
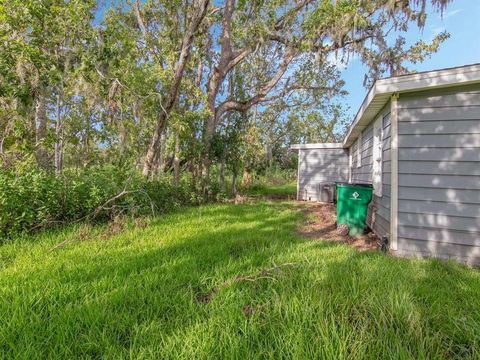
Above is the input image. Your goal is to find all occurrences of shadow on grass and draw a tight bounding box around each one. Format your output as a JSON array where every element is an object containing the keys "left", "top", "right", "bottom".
[
  {"left": 0, "top": 202, "right": 303, "bottom": 355},
  {"left": 1, "top": 200, "right": 479, "bottom": 358}
]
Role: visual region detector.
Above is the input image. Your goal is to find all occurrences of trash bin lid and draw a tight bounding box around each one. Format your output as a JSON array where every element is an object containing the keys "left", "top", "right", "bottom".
[{"left": 335, "top": 182, "right": 373, "bottom": 188}]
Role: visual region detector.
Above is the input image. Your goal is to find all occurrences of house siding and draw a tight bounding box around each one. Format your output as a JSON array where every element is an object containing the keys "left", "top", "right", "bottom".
[
  {"left": 395, "top": 84, "right": 480, "bottom": 264},
  {"left": 351, "top": 123, "right": 373, "bottom": 183},
  {"left": 297, "top": 148, "right": 349, "bottom": 201},
  {"left": 349, "top": 103, "right": 391, "bottom": 238}
]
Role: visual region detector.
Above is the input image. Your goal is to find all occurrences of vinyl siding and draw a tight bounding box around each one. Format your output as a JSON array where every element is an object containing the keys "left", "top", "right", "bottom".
[
  {"left": 297, "top": 148, "right": 349, "bottom": 201},
  {"left": 375, "top": 108, "right": 392, "bottom": 239},
  {"left": 351, "top": 123, "right": 373, "bottom": 184},
  {"left": 395, "top": 84, "right": 480, "bottom": 264},
  {"left": 350, "top": 102, "right": 392, "bottom": 239}
]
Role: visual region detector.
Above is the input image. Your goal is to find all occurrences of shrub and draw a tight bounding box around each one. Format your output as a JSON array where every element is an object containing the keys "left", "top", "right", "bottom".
[
  {"left": 240, "top": 167, "right": 296, "bottom": 192},
  {"left": 0, "top": 166, "right": 208, "bottom": 239}
]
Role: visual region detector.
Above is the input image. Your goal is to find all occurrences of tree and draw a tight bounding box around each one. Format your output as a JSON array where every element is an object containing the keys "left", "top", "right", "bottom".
[
  {"left": 0, "top": 0, "right": 453, "bottom": 198},
  {"left": 134, "top": 0, "right": 211, "bottom": 177},
  {"left": 199, "top": 0, "right": 451, "bottom": 191},
  {"left": 0, "top": 0, "right": 96, "bottom": 169}
]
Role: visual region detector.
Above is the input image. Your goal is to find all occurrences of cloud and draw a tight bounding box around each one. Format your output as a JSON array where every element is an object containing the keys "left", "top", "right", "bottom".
[{"left": 441, "top": 8, "right": 462, "bottom": 19}]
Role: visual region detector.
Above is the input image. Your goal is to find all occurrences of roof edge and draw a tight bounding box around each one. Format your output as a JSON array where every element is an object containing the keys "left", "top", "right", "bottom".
[
  {"left": 342, "top": 63, "right": 480, "bottom": 148},
  {"left": 290, "top": 143, "right": 344, "bottom": 150}
]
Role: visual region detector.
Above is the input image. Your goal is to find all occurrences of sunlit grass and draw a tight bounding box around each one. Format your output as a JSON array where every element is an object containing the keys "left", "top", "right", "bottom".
[
  {"left": 1, "top": 199, "right": 479, "bottom": 358},
  {"left": 246, "top": 181, "right": 297, "bottom": 197}
]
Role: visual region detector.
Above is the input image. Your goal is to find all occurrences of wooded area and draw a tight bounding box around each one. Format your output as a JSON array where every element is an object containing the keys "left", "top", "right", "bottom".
[
  {"left": 5, "top": 2, "right": 480, "bottom": 359},
  {"left": 0, "top": 0, "right": 450, "bottom": 236}
]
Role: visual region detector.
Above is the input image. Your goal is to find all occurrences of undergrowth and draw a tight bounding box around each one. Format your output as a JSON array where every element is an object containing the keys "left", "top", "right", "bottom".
[{"left": 0, "top": 165, "right": 207, "bottom": 239}]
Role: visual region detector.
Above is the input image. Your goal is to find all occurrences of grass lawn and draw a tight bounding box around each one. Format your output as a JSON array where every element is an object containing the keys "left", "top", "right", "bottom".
[
  {"left": 1, "top": 199, "right": 480, "bottom": 359},
  {"left": 245, "top": 181, "right": 297, "bottom": 197}
]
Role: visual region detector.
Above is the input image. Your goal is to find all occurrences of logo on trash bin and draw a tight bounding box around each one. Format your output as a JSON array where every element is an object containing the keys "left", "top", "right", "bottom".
[{"left": 351, "top": 191, "right": 360, "bottom": 200}]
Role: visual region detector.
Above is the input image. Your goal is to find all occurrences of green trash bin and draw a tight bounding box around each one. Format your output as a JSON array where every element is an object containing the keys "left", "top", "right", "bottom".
[{"left": 336, "top": 183, "right": 373, "bottom": 236}]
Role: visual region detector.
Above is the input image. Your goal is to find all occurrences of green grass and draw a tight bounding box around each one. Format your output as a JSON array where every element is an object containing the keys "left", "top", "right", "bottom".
[
  {"left": 246, "top": 181, "right": 297, "bottom": 197},
  {"left": 1, "top": 199, "right": 480, "bottom": 359}
]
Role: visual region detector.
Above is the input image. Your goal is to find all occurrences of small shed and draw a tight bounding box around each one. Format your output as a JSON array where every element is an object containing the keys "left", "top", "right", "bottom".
[
  {"left": 292, "top": 63, "right": 480, "bottom": 265},
  {"left": 291, "top": 143, "right": 348, "bottom": 202}
]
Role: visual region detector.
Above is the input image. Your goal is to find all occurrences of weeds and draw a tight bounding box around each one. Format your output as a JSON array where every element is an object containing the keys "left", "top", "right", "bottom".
[{"left": 1, "top": 200, "right": 479, "bottom": 358}]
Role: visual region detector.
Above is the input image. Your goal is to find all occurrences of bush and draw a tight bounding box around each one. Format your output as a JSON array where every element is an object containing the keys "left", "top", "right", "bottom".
[
  {"left": 0, "top": 166, "right": 206, "bottom": 239},
  {"left": 241, "top": 166, "right": 296, "bottom": 191}
]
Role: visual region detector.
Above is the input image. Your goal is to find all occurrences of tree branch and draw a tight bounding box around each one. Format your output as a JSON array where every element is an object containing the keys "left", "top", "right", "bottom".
[
  {"left": 143, "top": 0, "right": 210, "bottom": 176},
  {"left": 274, "top": 0, "right": 314, "bottom": 31},
  {"left": 215, "top": 46, "right": 298, "bottom": 118},
  {"left": 133, "top": 0, "right": 163, "bottom": 67}
]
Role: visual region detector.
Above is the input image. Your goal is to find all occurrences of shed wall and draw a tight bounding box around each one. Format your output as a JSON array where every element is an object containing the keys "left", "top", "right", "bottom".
[
  {"left": 350, "top": 103, "right": 392, "bottom": 238},
  {"left": 298, "top": 148, "right": 349, "bottom": 201},
  {"left": 395, "top": 84, "right": 480, "bottom": 264},
  {"left": 351, "top": 123, "right": 373, "bottom": 184}
]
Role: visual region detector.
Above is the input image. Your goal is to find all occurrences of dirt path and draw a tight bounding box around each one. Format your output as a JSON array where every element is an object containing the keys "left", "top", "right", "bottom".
[
  {"left": 297, "top": 201, "right": 380, "bottom": 252},
  {"left": 232, "top": 193, "right": 380, "bottom": 252}
]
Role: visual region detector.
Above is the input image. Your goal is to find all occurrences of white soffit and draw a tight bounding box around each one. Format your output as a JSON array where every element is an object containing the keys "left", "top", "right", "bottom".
[{"left": 342, "top": 63, "right": 480, "bottom": 148}]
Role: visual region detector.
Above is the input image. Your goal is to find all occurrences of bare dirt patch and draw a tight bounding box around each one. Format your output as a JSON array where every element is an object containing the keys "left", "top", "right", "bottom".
[
  {"left": 194, "top": 286, "right": 218, "bottom": 304},
  {"left": 298, "top": 201, "right": 380, "bottom": 252}
]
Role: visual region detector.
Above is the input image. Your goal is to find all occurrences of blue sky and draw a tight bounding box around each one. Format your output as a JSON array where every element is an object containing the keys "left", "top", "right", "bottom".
[
  {"left": 339, "top": 0, "right": 480, "bottom": 119},
  {"left": 95, "top": 1, "right": 480, "bottom": 127}
]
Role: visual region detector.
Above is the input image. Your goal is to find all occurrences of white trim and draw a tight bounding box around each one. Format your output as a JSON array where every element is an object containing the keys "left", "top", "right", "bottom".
[
  {"left": 348, "top": 148, "right": 352, "bottom": 183},
  {"left": 290, "top": 143, "right": 343, "bottom": 150},
  {"left": 356, "top": 133, "right": 362, "bottom": 168},
  {"left": 390, "top": 94, "right": 399, "bottom": 251},
  {"left": 343, "top": 63, "right": 480, "bottom": 148},
  {"left": 296, "top": 149, "right": 301, "bottom": 200},
  {"left": 372, "top": 115, "right": 383, "bottom": 197}
]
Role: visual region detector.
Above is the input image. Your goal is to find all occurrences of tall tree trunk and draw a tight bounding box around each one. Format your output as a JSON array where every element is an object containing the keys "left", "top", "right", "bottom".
[
  {"left": 200, "top": 0, "right": 295, "bottom": 192},
  {"left": 34, "top": 89, "right": 49, "bottom": 170},
  {"left": 265, "top": 142, "right": 273, "bottom": 169},
  {"left": 54, "top": 93, "right": 64, "bottom": 175},
  {"left": 190, "top": 160, "right": 197, "bottom": 192},
  {"left": 0, "top": 118, "right": 13, "bottom": 159},
  {"left": 201, "top": 81, "right": 219, "bottom": 196},
  {"left": 142, "top": 0, "right": 210, "bottom": 177},
  {"left": 153, "top": 130, "right": 166, "bottom": 178},
  {"left": 187, "top": 60, "right": 203, "bottom": 193},
  {"left": 201, "top": 0, "right": 237, "bottom": 196},
  {"left": 219, "top": 151, "right": 226, "bottom": 192},
  {"left": 266, "top": 128, "right": 274, "bottom": 169},
  {"left": 119, "top": 111, "right": 127, "bottom": 158},
  {"left": 231, "top": 168, "right": 238, "bottom": 196},
  {"left": 173, "top": 131, "right": 180, "bottom": 186},
  {"left": 133, "top": 101, "right": 144, "bottom": 169},
  {"left": 83, "top": 112, "right": 91, "bottom": 168}
]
